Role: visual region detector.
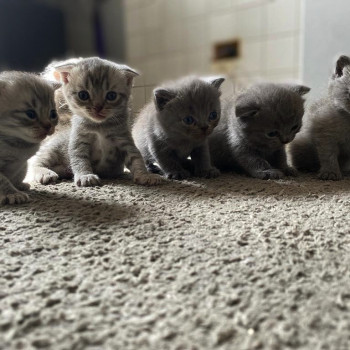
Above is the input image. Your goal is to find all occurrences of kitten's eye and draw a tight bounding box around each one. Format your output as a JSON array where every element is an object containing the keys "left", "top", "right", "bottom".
[
  {"left": 291, "top": 124, "right": 299, "bottom": 131},
  {"left": 183, "top": 116, "right": 194, "bottom": 125},
  {"left": 78, "top": 90, "right": 90, "bottom": 101},
  {"left": 266, "top": 131, "right": 278, "bottom": 138},
  {"left": 106, "top": 91, "right": 117, "bottom": 101},
  {"left": 26, "top": 110, "right": 37, "bottom": 119},
  {"left": 209, "top": 111, "right": 218, "bottom": 121},
  {"left": 50, "top": 110, "right": 58, "bottom": 120}
]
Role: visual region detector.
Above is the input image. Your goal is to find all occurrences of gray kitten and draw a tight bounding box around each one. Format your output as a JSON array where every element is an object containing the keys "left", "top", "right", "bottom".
[
  {"left": 209, "top": 83, "right": 310, "bottom": 179},
  {"left": 0, "top": 71, "right": 58, "bottom": 205},
  {"left": 30, "top": 57, "right": 163, "bottom": 186},
  {"left": 290, "top": 55, "right": 350, "bottom": 180},
  {"left": 132, "top": 76, "right": 225, "bottom": 180}
]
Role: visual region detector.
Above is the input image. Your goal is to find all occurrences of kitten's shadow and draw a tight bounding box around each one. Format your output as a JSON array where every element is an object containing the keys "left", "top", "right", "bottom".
[
  {"left": 17, "top": 185, "right": 135, "bottom": 225},
  {"left": 146, "top": 173, "right": 350, "bottom": 199}
]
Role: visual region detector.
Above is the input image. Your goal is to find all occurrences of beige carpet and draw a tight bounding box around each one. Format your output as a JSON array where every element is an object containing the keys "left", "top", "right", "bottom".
[{"left": 1, "top": 174, "right": 350, "bottom": 350}]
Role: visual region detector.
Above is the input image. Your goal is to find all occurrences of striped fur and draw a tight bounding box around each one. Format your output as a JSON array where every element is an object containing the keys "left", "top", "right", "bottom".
[
  {"left": 30, "top": 57, "right": 163, "bottom": 187},
  {"left": 0, "top": 71, "right": 57, "bottom": 205}
]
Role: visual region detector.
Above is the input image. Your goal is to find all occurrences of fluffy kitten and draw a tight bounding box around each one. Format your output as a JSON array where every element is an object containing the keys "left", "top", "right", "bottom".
[
  {"left": 132, "top": 76, "right": 225, "bottom": 180},
  {"left": 30, "top": 57, "right": 163, "bottom": 186},
  {"left": 290, "top": 55, "right": 350, "bottom": 180},
  {"left": 209, "top": 83, "right": 310, "bottom": 180},
  {"left": 0, "top": 71, "right": 58, "bottom": 205}
]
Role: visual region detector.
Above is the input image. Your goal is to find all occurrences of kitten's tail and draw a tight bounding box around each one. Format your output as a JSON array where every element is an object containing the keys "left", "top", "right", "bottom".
[{"left": 288, "top": 136, "right": 320, "bottom": 172}]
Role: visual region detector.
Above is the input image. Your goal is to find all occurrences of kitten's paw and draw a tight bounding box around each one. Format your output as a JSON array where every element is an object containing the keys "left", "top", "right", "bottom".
[
  {"left": 75, "top": 174, "right": 101, "bottom": 187},
  {"left": 194, "top": 167, "right": 221, "bottom": 178},
  {"left": 35, "top": 169, "right": 59, "bottom": 185},
  {"left": 255, "top": 169, "right": 284, "bottom": 180},
  {"left": 16, "top": 182, "right": 31, "bottom": 191},
  {"left": 0, "top": 191, "right": 29, "bottom": 205},
  {"left": 165, "top": 170, "right": 191, "bottom": 180},
  {"left": 318, "top": 170, "right": 343, "bottom": 181},
  {"left": 283, "top": 166, "right": 298, "bottom": 177},
  {"left": 146, "top": 163, "right": 163, "bottom": 175},
  {"left": 133, "top": 173, "right": 165, "bottom": 186}
]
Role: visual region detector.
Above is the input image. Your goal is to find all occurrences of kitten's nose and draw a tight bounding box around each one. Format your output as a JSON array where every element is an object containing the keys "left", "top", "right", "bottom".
[
  {"left": 201, "top": 125, "right": 209, "bottom": 132},
  {"left": 93, "top": 105, "right": 103, "bottom": 113}
]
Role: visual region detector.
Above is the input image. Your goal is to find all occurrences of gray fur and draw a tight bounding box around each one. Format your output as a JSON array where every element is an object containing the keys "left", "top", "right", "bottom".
[
  {"left": 290, "top": 55, "right": 350, "bottom": 180},
  {"left": 0, "top": 71, "right": 57, "bottom": 205},
  {"left": 30, "top": 57, "right": 163, "bottom": 186},
  {"left": 132, "top": 76, "right": 225, "bottom": 180},
  {"left": 209, "top": 82, "right": 310, "bottom": 180}
]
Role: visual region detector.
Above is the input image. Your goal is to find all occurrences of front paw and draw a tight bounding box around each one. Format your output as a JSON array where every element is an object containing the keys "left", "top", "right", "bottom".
[
  {"left": 318, "top": 170, "right": 343, "bottom": 181},
  {"left": 35, "top": 169, "right": 59, "bottom": 185},
  {"left": 0, "top": 191, "right": 29, "bottom": 205},
  {"left": 194, "top": 167, "right": 220, "bottom": 178},
  {"left": 255, "top": 169, "right": 284, "bottom": 180},
  {"left": 133, "top": 173, "right": 165, "bottom": 186},
  {"left": 165, "top": 169, "right": 191, "bottom": 180},
  {"left": 16, "top": 182, "right": 31, "bottom": 191},
  {"left": 75, "top": 174, "right": 101, "bottom": 187},
  {"left": 283, "top": 166, "right": 298, "bottom": 177}
]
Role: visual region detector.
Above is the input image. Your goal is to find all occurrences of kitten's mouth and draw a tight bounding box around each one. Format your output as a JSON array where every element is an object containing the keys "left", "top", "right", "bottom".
[
  {"left": 91, "top": 112, "right": 107, "bottom": 121},
  {"left": 35, "top": 133, "right": 48, "bottom": 141}
]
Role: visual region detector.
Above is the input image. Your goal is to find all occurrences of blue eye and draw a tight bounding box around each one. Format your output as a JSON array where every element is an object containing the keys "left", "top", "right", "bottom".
[
  {"left": 78, "top": 90, "right": 90, "bottom": 101},
  {"left": 50, "top": 110, "right": 58, "bottom": 120},
  {"left": 183, "top": 116, "right": 194, "bottom": 125},
  {"left": 106, "top": 91, "right": 117, "bottom": 101},
  {"left": 267, "top": 131, "right": 278, "bottom": 138},
  {"left": 209, "top": 111, "right": 218, "bottom": 121},
  {"left": 26, "top": 110, "right": 37, "bottom": 119}
]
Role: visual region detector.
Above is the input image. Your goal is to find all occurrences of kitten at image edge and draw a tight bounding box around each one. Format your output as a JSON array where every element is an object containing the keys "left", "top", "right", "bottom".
[{"left": 290, "top": 55, "right": 350, "bottom": 180}]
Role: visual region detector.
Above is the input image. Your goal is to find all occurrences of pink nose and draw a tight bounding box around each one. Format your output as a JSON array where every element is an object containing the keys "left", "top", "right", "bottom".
[{"left": 94, "top": 105, "right": 103, "bottom": 113}]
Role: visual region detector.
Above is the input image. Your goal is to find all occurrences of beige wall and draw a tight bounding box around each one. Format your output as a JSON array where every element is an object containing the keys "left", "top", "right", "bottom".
[{"left": 124, "top": 0, "right": 303, "bottom": 112}]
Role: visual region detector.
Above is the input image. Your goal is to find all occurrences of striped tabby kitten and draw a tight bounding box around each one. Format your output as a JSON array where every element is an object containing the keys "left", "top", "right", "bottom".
[
  {"left": 30, "top": 57, "right": 163, "bottom": 186},
  {"left": 132, "top": 76, "right": 225, "bottom": 180},
  {"left": 0, "top": 71, "right": 58, "bottom": 205}
]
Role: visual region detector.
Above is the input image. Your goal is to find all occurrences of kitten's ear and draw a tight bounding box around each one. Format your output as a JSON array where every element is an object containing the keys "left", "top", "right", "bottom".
[
  {"left": 235, "top": 99, "right": 259, "bottom": 119},
  {"left": 202, "top": 76, "right": 225, "bottom": 89},
  {"left": 154, "top": 88, "right": 177, "bottom": 111},
  {"left": 283, "top": 84, "right": 311, "bottom": 96},
  {"left": 120, "top": 65, "right": 139, "bottom": 87},
  {"left": 334, "top": 55, "right": 350, "bottom": 78},
  {"left": 53, "top": 64, "right": 76, "bottom": 84}
]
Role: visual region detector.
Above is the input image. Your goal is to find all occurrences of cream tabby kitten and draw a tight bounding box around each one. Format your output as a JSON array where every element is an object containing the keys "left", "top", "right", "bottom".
[
  {"left": 0, "top": 71, "right": 58, "bottom": 205},
  {"left": 30, "top": 57, "right": 163, "bottom": 186}
]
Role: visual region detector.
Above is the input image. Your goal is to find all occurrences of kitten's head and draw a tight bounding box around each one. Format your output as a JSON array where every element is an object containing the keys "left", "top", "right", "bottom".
[
  {"left": 47, "top": 57, "right": 138, "bottom": 123},
  {"left": 153, "top": 76, "right": 225, "bottom": 140},
  {"left": 0, "top": 71, "right": 58, "bottom": 144},
  {"left": 329, "top": 55, "right": 350, "bottom": 113},
  {"left": 235, "top": 83, "right": 310, "bottom": 150}
]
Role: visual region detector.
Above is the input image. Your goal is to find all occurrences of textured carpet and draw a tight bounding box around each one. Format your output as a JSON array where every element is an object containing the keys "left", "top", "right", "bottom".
[{"left": 1, "top": 174, "right": 350, "bottom": 350}]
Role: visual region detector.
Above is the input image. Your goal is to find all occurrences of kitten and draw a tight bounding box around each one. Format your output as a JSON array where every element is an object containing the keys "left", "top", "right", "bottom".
[
  {"left": 209, "top": 83, "right": 310, "bottom": 180},
  {"left": 132, "top": 76, "right": 225, "bottom": 180},
  {"left": 30, "top": 57, "right": 163, "bottom": 186},
  {"left": 290, "top": 55, "right": 350, "bottom": 180},
  {"left": 0, "top": 71, "right": 58, "bottom": 205}
]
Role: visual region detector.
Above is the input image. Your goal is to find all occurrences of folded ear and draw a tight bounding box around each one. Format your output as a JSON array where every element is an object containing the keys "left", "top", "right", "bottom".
[
  {"left": 54, "top": 63, "right": 77, "bottom": 84},
  {"left": 202, "top": 76, "right": 225, "bottom": 89},
  {"left": 335, "top": 55, "right": 350, "bottom": 78},
  {"left": 119, "top": 65, "right": 139, "bottom": 87},
  {"left": 283, "top": 84, "right": 311, "bottom": 96},
  {"left": 154, "top": 88, "right": 177, "bottom": 111}
]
